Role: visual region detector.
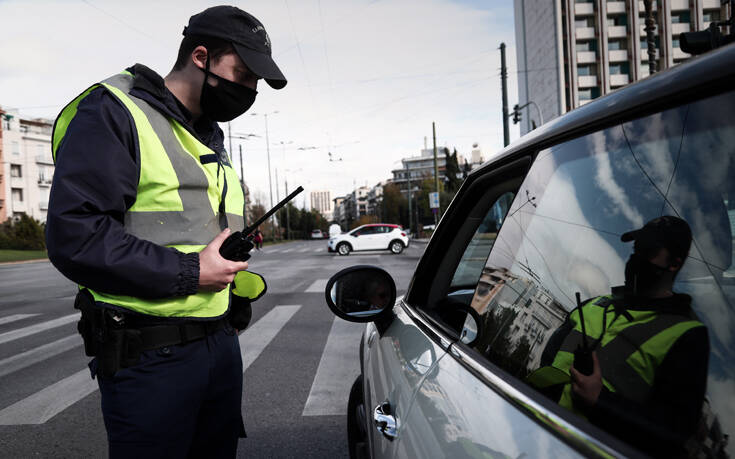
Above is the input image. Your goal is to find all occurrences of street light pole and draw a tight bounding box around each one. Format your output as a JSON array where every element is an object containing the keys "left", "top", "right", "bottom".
[{"left": 251, "top": 111, "right": 279, "bottom": 240}]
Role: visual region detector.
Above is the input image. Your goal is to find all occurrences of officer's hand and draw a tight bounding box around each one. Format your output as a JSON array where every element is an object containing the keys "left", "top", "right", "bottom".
[
  {"left": 199, "top": 229, "right": 249, "bottom": 292},
  {"left": 570, "top": 351, "right": 602, "bottom": 407}
]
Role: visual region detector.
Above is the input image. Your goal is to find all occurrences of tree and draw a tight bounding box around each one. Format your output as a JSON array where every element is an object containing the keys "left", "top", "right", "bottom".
[
  {"left": 445, "top": 148, "right": 462, "bottom": 193},
  {"left": 0, "top": 214, "right": 46, "bottom": 250},
  {"left": 380, "top": 183, "right": 407, "bottom": 227}
]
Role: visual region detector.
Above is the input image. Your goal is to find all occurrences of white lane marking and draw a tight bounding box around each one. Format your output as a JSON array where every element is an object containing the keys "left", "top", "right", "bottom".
[
  {"left": 0, "top": 307, "right": 300, "bottom": 425},
  {"left": 0, "top": 313, "right": 78, "bottom": 345},
  {"left": 305, "top": 279, "right": 329, "bottom": 293},
  {"left": 281, "top": 248, "right": 294, "bottom": 253},
  {"left": 298, "top": 248, "right": 310, "bottom": 253},
  {"left": 302, "top": 318, "right": 364, "bottom": 416},
  {"left": 314, "top": 248, "right": 323, "bottom": 253},
  {"left": 240, "top": 305, "right": 301, "bottom": 371},
  {"left": 0, "top": 334, "right": 82, "bottom": 379},
  {"left": 0, "top": 313, "right": 40, "bottom": 326},
  {"left": 0, "top": 368, "right": 97, "bottom": 425}
]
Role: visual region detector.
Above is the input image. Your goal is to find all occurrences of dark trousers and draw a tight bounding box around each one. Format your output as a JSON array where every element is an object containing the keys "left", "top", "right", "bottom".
[{"left": 95, "top": 327, "right": 246, "bottom": 459}]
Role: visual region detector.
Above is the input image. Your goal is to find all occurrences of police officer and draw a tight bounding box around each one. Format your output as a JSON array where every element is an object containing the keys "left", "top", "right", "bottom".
[
  {"left": 46, "top": 6, "right": 285, "bottom": 458},
  {"left": 527, "top": 216, "right": 709, "bottom": 457}
]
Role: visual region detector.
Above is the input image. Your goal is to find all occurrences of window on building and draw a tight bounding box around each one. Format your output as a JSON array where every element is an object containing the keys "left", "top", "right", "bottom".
[
  {"left": 673, "top": 38, "right": 680, "bottom": 48},
  {"left": 576, "top": 40, "right": 597, "bottom": 52},
  {"left": 703, "top": 11, "right": 721, "bottom": 23},
  {"left": 671, "top": 11, "right": 691, "bottom": 24},
  {"left": 609, "top": 63, "right": 629, "bottom": 75},
  {"left": 578, "top": 87, "right": 600, "bottom": 100},
  {"left": 608, "top": 40, "right": 626, "bottom": 50},
  {"left": 11, "top": 188, "right": 23, "bottom": 203},
  {"left": 10, "top": 165, "right": 22, "bottom": 178},
  {"left": 607, "top": 15, "right": 627, "bottom": 26}
]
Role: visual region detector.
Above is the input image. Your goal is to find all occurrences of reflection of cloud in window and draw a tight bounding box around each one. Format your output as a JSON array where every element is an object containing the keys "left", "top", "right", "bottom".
[
  {"left": 593, "top": 132, "right": 645, "bottom": 229},
  {"left": 510, "top": 171, "right": 625, "bottom": 309}
]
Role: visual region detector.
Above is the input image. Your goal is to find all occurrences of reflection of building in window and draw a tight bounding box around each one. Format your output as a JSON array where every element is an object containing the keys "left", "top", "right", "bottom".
[{"left": 471, "top": 267, "right": 567, "bottom": 375}]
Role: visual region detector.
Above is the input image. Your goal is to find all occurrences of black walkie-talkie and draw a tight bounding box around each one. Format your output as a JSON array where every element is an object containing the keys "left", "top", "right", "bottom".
[
  {"left": 219, "top": 186, "right": 304, "bottom": 261},
  {"left": 573, "top": 291, "right": 594, "bottom": 376}
]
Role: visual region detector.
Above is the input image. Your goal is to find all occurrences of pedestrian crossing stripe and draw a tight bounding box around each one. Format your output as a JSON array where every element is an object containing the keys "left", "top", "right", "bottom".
[
  {"left": 302, "top": 317, "right": 363, "bottom": 416},
  {"left": 305, "top": 279, "right": 329, "bottom": 293},
  {"left": 0, "top": 314, "right": 40, "bottom": 326},
  {"left": 0, "top": 313, "right": 78, "bottom": 346},
  {"left": 0, "top": 305, "right": 301, "bottom": 426}
]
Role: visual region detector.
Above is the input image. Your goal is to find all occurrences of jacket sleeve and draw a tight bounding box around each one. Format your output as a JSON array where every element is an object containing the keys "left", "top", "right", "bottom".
[{"left": 46, "top": 87, "right": 200, "bottom": 299}]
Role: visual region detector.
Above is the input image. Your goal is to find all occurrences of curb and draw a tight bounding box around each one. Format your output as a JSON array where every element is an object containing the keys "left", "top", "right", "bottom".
[{"left": 0, "top": 258, "right": 49, "bottom": 266}]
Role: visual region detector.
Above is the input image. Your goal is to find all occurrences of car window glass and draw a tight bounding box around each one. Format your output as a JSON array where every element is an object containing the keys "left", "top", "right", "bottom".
[
  {"left": 466, "top": 89, "right": 735, "bottom": 457},
  {"left": 450, "top": 192, "right": 515, "bottom": 289}
]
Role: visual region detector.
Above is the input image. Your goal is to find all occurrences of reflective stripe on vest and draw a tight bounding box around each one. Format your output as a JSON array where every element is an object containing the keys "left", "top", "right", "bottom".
[
  {"left": 52, "top": 71, "right": 247, "bottom": 318},
  {"left": 551, "top": 296, "right": 703, "bottom": 409}
]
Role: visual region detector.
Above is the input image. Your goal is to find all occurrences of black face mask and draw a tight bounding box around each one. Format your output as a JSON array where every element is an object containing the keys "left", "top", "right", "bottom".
[
  {"left": 624, "top": 252, "right": 667, "bottom": 294},
  {"left": 200, "top": 58, "right": 257, "bottom": 122}
]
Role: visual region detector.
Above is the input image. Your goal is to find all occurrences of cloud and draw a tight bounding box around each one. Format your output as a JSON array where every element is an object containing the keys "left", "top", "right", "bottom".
[{"left": 0, "top": 0, "right": 519, "bottom": 204}]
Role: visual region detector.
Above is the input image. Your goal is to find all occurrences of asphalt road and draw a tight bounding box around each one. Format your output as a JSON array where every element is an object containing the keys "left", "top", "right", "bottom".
[{"left": 0, "top": 239, "right": 425, "bottom": 458}]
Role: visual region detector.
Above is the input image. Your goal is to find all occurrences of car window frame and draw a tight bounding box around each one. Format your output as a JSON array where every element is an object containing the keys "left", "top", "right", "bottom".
[{"left": 400, "top": 151, "right": 642, "bottom": 458}]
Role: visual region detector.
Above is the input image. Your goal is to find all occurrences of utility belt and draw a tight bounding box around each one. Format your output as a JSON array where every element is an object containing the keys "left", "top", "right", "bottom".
[{"left": 74, "top": 289, "right": 227, "bottom": 378}]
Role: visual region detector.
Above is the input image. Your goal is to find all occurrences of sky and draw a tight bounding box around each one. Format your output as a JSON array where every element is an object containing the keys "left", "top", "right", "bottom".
[{"left": 0, "top": 0, "right": 521, "bottom": 208}]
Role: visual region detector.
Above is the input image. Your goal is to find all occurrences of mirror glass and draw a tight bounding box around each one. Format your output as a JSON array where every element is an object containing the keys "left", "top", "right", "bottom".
[
  {"left": 327, "top": 267, "right": 395, "bottom": 320},
  {"left": 459, "top": 313, "right": 478, "bottom": 345}
]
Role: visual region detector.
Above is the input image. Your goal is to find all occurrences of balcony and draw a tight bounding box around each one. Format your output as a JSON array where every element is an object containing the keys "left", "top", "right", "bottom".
[
  {"left": 608, "top": 25, "right": 628, "bottom": 38},
  {"left": 39, "top": 201, "right": 49, "bottom": 211},
  {"left": 577, "top": 51, "right": 597, "bottom": 63},
  {"left": 610, "top": 74, "right": 630, "bottom": 86},
  {"left": 703, "top": 0, "right": 719, "bottom": 8},
  {"left": 672, "top": 23, "right": 691, "bottom": 35},
  {"left": 640, "top": 24, "right": 659, "bottom": 36},
  {"left": 578, "top": 75, "right": 598, "bottom": 88},
  {"left": 38, "top": 177, "right": 52, "bottom": 187},
  {"left": 641, "top": 49, "right": 659, "bottom": 61},
  {"left": 576, "top": 27, "right": 596, "bottom": 40},
  {"left": 671, "top": 0, "right": 689, "bottom": 10},
  {"left": 575, "top": 2, "right": 594, "bottom": 16},
  {"left": 609, "top": 49, "right": 629, "bottom": 62},
  {"left": 673, "top": 47, "right": 691, "bottom": 60},
  {"left": 35, "top": 155, "right": 54, "bottom": 164},
  {"left": 607, "top": 1, "right": 626, "bottom": 14}
]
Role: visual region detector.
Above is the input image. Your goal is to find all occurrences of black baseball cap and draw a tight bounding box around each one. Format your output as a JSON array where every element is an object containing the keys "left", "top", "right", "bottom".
[
  {"left": 621, "top": 216, "right": 692, "bottom": 259},
  {"left": 183, "top": 6, "right": 287, "bottom": 89}
]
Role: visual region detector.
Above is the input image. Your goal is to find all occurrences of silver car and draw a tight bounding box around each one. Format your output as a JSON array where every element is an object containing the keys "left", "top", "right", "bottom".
[{"left": 326, "top": 44, "right": 735, "bottom": 458}]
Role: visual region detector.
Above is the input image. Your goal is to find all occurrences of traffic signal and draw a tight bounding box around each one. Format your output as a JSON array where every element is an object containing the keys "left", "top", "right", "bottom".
[{"left": 512, "top": 104, "right": 522, "bottom": 124}]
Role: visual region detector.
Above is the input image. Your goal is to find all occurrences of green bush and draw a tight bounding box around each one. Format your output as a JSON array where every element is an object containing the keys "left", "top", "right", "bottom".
[{"left": 0, "top": 214, "right": 46, "bottom": 250}]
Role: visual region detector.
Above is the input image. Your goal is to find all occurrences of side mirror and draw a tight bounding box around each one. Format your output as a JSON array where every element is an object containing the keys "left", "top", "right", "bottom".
[
  {"left": 459, "top": 306, "right": 480, "bottom": 346},
  {"left": 325, "top": 266, "right": 396, "bottom": 323}
]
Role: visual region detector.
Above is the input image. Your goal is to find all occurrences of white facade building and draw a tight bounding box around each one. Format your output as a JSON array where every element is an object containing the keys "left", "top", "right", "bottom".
[
  {"left": 310, "top": 190, "right": 333, "bottom": 220},
  {"left": 514, "top": 0, "right": 731, "bottom": 135},
  {"left": 1, "top": 108, "right": 54, "bottom": 223}
]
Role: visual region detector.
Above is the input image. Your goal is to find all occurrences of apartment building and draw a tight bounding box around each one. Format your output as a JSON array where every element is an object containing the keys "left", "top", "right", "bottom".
[
  {"left": 1, "top": 108, "right": 54, "bottom": 223},
  {"left": 310, "top": 190, "right": 333, "bottom": 220},
  {"left": 514, "top": 0, "right": 731, "bottom": 135}
]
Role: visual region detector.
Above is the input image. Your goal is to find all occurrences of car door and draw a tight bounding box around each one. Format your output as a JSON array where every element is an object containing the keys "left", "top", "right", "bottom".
[
  {"left": 392, "top": 88, "right": 735, "bottom": 458},
  {"left": 361, "top": 301, "right": 447, "bottom": 459},
  {"left": 358, "top": 226, "right": 383, "bottom": 251}
]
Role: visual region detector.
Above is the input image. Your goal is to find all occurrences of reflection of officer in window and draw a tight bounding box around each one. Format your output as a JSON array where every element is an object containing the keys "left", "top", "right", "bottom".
[
  {"left": 529, "top": 216, "right": 709, "bottom": 457},
  {"left": 336, "top": 272, "right": 391, "bottom": 315}
]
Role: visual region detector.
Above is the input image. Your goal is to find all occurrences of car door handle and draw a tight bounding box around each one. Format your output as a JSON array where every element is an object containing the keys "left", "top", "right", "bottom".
[{"left": 373, "top": 401, "right": 397, "bottom": 440}]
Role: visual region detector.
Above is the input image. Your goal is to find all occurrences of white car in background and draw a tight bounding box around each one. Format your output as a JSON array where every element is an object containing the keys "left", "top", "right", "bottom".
[
  {"left": 328, "top": 224, "right": 409, "bottom": 255},
  {"left": 311, "top": 229, "right": 324, "bottom": 239}
]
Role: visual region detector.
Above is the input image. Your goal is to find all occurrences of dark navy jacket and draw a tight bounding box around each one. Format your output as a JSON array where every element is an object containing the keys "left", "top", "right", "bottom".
[{"left": 47, "top": 64, "right": 227, "bottom": 299}]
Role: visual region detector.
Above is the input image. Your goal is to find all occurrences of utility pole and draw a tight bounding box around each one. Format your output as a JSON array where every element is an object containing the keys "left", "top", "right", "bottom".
[
  {"left": 405, "top": 160, "right": 412, "bottom": 235},
  {"left": 285, "top": 178, "right": 290, "bottom": 240},
  {"left": 500, "top": 42, "right": 510, "bottom": 147},
  {"left": 643, "top": 0, "right": 657, "bottom": 74},
  {"left": 239, "top": 144, "right": 246, "bottom": 225},
  {"left": 275, "top": 168, "right": 280, "bottom": 240},
  {"left": 432, "top": 121, "right": 440, "bottom": 224}
]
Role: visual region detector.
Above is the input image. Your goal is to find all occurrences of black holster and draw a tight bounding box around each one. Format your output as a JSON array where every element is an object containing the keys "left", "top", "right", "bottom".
[{"left": 74, "top": 290, "right": 143, "bottom": 378}]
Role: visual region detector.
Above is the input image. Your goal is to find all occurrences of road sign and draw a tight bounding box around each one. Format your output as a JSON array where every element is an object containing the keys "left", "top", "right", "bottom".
[{"left": 429, "top": 192, "right": 440, "bottom": 209}]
